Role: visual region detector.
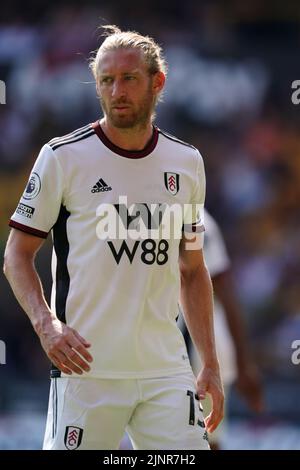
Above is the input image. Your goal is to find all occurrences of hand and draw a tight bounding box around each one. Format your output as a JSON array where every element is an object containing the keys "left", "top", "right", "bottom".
[
  {"left": 196, "top": 366, "right": 224, "bottom": 434},
  {"left": 235, "top": 361, "right": 264, "bottom": 413},
  {"left": 37, "top": 315, "right": 93, "bottom": 375}
]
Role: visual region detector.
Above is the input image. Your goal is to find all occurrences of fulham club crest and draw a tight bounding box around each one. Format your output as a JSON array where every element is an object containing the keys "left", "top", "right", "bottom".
[
  {"left": 64, "top": 426, "right": 83, "bottom": 450},
  {"left": 164, "top": 172, "right": 180, "bottom": 195}
]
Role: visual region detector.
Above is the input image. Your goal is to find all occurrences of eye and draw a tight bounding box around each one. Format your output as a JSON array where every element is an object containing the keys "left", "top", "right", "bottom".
[
  {"left": 101, "top": 77, "right": 113, "bottom": 85},
  {"left": 124, "top": 75, "right": 136, "bottom": 81}
]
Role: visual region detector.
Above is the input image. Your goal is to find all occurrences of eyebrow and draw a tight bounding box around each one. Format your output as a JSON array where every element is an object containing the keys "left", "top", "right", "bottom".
[{"left": 99, "top": 69, "right": 140, "bottom": 77}]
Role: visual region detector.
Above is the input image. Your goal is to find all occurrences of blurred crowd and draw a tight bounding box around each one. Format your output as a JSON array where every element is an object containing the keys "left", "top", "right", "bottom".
[{"left": 1, "top": 0, "right": 300, "bottom": 443}]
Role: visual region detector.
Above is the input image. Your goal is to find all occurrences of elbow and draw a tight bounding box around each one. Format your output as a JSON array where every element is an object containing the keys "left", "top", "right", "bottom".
[
  {"left": 3, "top": 248, "right": 11, "bottom": 279},
  {"left": 3, "top": 244, "right": 16, "bottom": 279},
  {"left": 180, "top": 261, "right": 210, "bottom": 289},
  {"left": 179, "top": 259, "right": 200, "bottom": 281},
  {"left": 3, "top": 244, "right": 34, "bottom": 279},
  {"left": 180, "top": 265, "right": 196, "bottom": 287}
]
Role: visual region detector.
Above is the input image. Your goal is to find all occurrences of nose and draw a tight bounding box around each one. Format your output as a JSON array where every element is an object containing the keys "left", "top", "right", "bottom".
[{"left": 111, "top": 78, "right": 126, "bottom": 99}]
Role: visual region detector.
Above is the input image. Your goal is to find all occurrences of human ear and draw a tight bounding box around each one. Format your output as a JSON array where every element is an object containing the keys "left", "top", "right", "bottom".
[
  {"left": 153, "top": 71, "right": 166, "bottom": 94},
  {"left": 96, "top": 81, "right": 101, "bottom": 98}
]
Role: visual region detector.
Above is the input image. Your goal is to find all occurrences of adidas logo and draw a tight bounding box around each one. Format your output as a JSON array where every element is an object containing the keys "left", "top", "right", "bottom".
[{"left": 91, "top": 178, "right": 112, "bottom": 193}]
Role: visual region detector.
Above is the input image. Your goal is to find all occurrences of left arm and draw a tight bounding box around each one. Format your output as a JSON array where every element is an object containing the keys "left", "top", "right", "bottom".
[{"left": 179, "top": 234, "right": 224, "bottom": 433}]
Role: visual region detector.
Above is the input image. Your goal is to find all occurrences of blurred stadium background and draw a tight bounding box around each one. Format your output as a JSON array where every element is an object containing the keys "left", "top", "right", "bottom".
[{"left": 1, "top": 0, "right": 300, "bottom": 450}]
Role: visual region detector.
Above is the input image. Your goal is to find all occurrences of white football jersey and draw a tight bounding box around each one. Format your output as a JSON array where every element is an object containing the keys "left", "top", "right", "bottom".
[
  {"left": 10, "top": 121, "right": 206, "bottom": 379},
  {"left": 203, "top": 210, "right": 230, "bottom": 278}
]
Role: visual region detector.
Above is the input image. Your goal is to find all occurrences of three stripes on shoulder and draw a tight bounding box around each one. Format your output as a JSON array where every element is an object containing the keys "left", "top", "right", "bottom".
[{"left": 48, "top": 124, "right": 95, "bottom": 151}]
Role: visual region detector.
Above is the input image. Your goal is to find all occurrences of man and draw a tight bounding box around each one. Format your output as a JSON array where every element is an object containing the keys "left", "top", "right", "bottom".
[
  {"left": 3, "top": 25, "right": 223, "bottom": 450},
  {"left": 179, "top": 209, "right": 263, "bottom": 449}
]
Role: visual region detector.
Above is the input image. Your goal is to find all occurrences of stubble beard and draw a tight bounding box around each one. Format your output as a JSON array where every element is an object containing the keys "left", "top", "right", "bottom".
[{"left": 100, "top": 87, "right": 156, "bottom": 130}]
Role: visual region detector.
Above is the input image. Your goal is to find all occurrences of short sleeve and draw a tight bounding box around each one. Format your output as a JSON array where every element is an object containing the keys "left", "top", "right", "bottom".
[
  {"left": 183, "top": 150, "right": 206, "bottom": 234},
  {"left": 9, "top": 144, "right": 64, "bottom": 238},
  {"left": 203, "top": 210, "right": 230, "bottom": 277}
]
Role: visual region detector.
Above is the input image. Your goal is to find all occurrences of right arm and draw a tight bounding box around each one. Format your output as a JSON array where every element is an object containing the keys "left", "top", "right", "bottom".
[{"left": 3, "top": 228, "right": 93, "bottom": 375}]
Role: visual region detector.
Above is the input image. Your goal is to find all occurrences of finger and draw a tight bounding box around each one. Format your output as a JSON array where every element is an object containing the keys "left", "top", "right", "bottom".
[
  {"left": 196, "top": 380, "right": 207, "bottom": 401},
  {"left": 68, "top": 337, "right": 93, "bottom": 363},
  {"left": 72, "top": 329, "right": 91, "bottom": 348},
  {"left": 205, "top": 408, "right": 223, "bottom": 434},
  {"left": 63, "top": 346, "right": 91, "bottom": 372},
  {"left": 53, "top": 350, "right": 84, "bottom": 375},
  {"left": 204, "top": 413, "right": 215, "bottom": 433},
  {"left": 49, "top": 352, "right": 73, "bottom": 375},
  {"left": 205, "top": 392, "right": 224, "bottom": 433}
]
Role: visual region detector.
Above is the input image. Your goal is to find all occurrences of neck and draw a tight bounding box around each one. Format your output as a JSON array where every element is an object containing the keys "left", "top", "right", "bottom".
[{"left": 100, "top": 118, "right": 154, "bottom": 151}]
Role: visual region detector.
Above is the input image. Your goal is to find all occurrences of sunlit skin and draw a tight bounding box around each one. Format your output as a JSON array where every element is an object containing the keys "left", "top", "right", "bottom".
[{"left": 96, "top": 48, "right": 165, "bottom": 150}]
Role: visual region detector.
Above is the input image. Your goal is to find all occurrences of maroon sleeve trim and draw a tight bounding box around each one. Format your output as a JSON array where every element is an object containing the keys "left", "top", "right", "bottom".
[{"left": 8, "top": 220, "right": 48, "bottom": 239}]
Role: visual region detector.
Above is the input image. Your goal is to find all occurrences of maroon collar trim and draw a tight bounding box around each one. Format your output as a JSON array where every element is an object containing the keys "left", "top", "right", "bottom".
[{"left": 92, "top": 120, "right": 158, "bottom": 159}]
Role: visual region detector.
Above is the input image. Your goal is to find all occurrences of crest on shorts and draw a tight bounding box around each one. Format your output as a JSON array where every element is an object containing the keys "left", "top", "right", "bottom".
[
  {"left": 164, "top": 172, "right": 180, "bottom": 195},
  {"left": 64, "top": 426, "right": 83, "bottom": 450}
]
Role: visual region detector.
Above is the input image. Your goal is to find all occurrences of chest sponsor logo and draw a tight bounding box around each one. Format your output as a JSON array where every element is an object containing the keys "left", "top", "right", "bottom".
[
  {"left": 164, "top": 172, "right": 179, "bottom": 195},
  {"left": 95, "top": 196, "right": 203, "bottom": 264},
  {"left": 23, "top": 172, "right": 41, "bottom": 200},
  {"left": 64, "top": 426, "right": 83, "bottom": 450},
  {"left": 16, "top": 203, "right": 35, "bottom": 219}
]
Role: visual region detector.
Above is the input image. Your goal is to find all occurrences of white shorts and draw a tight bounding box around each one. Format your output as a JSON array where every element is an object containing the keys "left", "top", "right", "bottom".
[{"left": 43, "top": 373, "right": 209, "bottom": 450}]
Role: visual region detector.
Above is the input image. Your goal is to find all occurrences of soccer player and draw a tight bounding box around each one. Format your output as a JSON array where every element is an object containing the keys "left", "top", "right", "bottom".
[
  {"left": 179, "top": 209, "right": 263, "bottom": 449},
  {"left": 3, "top": 25, "right": 223, "bottom": 450}
]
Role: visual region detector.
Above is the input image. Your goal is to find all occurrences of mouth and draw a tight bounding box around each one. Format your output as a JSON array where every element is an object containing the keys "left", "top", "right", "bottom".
[{"left": 113, "top": 106, "right": 130, "bottom": 110}]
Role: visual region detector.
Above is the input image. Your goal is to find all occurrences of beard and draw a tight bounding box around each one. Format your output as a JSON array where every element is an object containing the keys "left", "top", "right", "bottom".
[{"left": 100, "top": 85, "right": 156, "bottom": 129}]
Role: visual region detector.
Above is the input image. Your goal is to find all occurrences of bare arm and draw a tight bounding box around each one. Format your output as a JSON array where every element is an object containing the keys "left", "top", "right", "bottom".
[
  {"left": 3, "top": 228, "right": 93, "bottom": 375},
  {"left": 213, "top": 270, "right": 264, "bottom": 412},
  {"left": 179, "top": 234, "right": 224, "bottom": 433}
]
